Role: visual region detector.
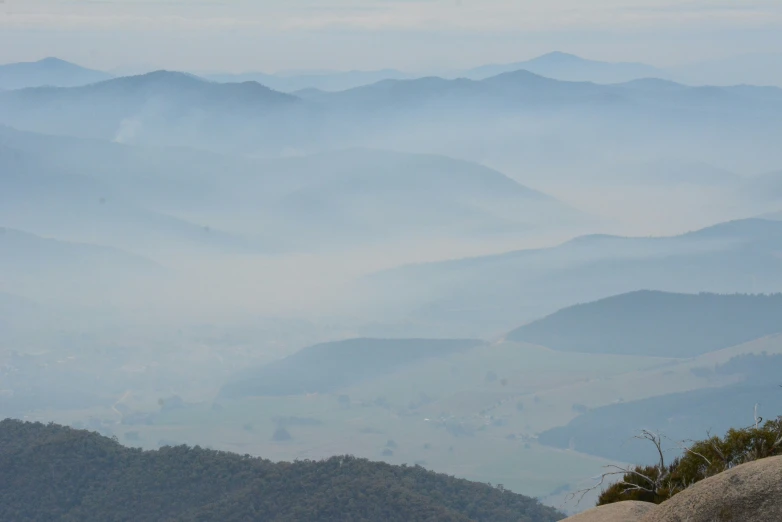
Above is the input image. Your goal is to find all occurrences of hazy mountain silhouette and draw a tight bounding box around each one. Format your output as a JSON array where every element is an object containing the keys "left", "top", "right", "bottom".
[
  {"left": 207, "top": 68, "right": 411, "bottom": 92},
  {"left": 0, "top": 57, "right": 113, "bottom": 90},
  {"left": 306, "top": 71, "right": 608, "bottom": 111},
  {"left": 612, "top": 77, "right": 686, "bottom": 92},
  {"left": 245, "top": 148, "right": 585, "bottom": 245},
  {"left": 236, "top": 51, "right": 664, "bottom": 89},
  {"left": 462, "top": 52, "right": 665, "bottom": 83},
  {"left": 669, "top": 52, "right": 782, "bottom": 87},
  {"left": 0, "top": 126, "right": 581, "bottom": 249},
  {"left": 220, "top": 338, "right": 485, "bottom": 399},
  {"left": 2, "top": 67, "right": 781, "bottom": 159},
  {"left": 0, "top": 135, "right": 250, "bottom": 254},
  {"left": 367, "top": 219, "right": 782, "bottom": 336},
  {"left": 0, "top": 226, "right": 164, "bottom": 305},
  {"left": 538, "top": 379, "right": 782, "bottom": 464},
  {"left": 285, "top": 71, "right": 782, "bottom": 129},
  {"left": 507, "top": 291, "right": 782, "bottom": 357},
  {"left": 0, "top": 71, "right": 299, "bottom": 151},
  {"left": 205, "top": 51, "right": 782, "bottom": 93},
  {"left": 0, "top": 226, "right": 160, "bottom": 272}
]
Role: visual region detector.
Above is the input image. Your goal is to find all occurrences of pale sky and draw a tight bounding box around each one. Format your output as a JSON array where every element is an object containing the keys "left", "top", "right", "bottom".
[{"left": 1, "top": 0, "right": 781, "bottom": 72}]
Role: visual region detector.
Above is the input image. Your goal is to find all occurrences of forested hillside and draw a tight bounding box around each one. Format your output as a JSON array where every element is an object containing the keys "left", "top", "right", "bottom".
[
  {"left": 0, "top": 419, "right": 563, "bottom": 522},
  {"left": 508, "top": 291, "right": 782, "bottom": 357}
]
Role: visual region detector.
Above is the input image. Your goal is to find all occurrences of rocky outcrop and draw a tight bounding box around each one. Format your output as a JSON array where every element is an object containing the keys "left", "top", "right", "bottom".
[
  {"left": 562, "top": 456, "right": 782, "bottom": 522},
  {"left": 640, "top": 455, "right": 782, "bottom": 522},
  {"left": 561, "top": 501, "right": 657, "bottom": 522}
]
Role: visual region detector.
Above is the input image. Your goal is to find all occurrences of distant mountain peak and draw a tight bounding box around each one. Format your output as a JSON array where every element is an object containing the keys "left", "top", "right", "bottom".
[
  {"left": 562, "top": 233, "right": 625, "bottom": 245},
  {"left": 615, "top": 77, "right": 685, "bottom": 90},
  {"left": 531, "top": 51, "right": 585, "bottom": 63},
  {"left": 136, "top": 69, "right": 204, "bottom": 82},
  {"left": 98, "top": 69, "right": 208, "bottom": 90},
  {"left": 37, "top": 57, "right": 70, "bottom": 65},
  {"left": 682, "top": 217, "right": 781, "bottom": 240},
  {"left": 0, "top": 56, "right": 113, "bottom": 89},
  {"left": 463, "top": 51, "right": 662, "bottom": 83},
  {"left": 482, "top": 68, "right": 555, "bottom": 84}
]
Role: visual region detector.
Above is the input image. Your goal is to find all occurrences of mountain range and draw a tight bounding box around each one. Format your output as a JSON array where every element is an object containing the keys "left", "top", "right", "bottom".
[
  {"left": 207, "top": 68, "right": 412, "bottom": 93},
  {"left": 0, "top": 126, "right": 582, "bottom": 253},
  {"left": 507, "top": 291, "right": 782, "bottom": 357},
  {"left": 6, "top": 52, "right": 782, "bottom": 96},
  {"left": 3, "top": 65, "right": 781, "bottom": 177},
  {"left": 0, "top": 57, "right": 112, "bottom": 90},
  {"left": 5, "top": 47, "right": 782, "bottom": 519},
  {"left": 206, "top": 51, "right": 782, "bottom": 89},
  {"left": 0, "top": 71, "right": 298, "bottom": 152},
  {"left": 365, "top": 219, "right": 782, "bottom": 337},
  {"left": 460, "top": 52, "right": 663, "bottom": 83}
]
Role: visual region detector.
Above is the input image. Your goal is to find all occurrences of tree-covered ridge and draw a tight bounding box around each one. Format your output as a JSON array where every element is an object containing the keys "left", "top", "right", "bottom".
[
  {"left": 220, "top": 338, "right": 485, "bottom": 399},
  {"left": 508, "top": 291, "right": 782, "bottom": 357},
  {"left": 0, "top": 419, "right": 564, "bottom": 522}
]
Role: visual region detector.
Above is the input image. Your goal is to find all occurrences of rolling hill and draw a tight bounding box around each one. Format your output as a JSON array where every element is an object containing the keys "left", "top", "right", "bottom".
[
  {"left": 0, "top": 419, "right": 564, "bottom": 522},
  {"left": 246, "top": 148, "right": 584, "bottom": 244},
  {"left": 507, "top": 291, "right": 782, "bottom": 357},
  {"left": 0, "top": 137, "right": 249, "bottom": 254},
  {"left": 220, "top": 338, "right": 485, "bottom": 399},
  {"left": 0, "top": 127, "right": 581, "bottom": 249},
  {"left": 538, "top": 378, "right": 782, "bottom": 465},
  {"left": 0, "top": 57, "right": 112, "bottom": 90},
  {"left": 364, "top": 219, "right": 782, "bottom": 337},
  {"left": 0, "top": 226, "right": 164, "bottom": 305}
]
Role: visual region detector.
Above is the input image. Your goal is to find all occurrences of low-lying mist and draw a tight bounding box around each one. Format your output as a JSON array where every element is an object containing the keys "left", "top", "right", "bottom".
[{"left": 2, "top": 57, "right": 782, "bottom": 515}]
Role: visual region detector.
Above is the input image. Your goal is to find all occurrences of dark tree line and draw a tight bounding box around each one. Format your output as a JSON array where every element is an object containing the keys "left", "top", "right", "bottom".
[{"left": 0, "top": 419, "right": 564, "bottom": 522}]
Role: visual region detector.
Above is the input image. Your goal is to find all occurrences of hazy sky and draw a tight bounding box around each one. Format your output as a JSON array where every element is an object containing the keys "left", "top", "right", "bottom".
[{"left": 1, "top": 0, "right": 781, "bottom": 72}]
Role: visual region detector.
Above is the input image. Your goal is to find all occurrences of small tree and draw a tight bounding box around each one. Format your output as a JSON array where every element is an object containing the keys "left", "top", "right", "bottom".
[{"left": 580, "top": 417, "right": 782, "bottom": 507}]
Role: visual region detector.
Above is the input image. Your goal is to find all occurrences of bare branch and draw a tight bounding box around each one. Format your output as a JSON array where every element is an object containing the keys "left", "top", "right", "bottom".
[
  {"left": 634, "top": 429, "right": 666, "bottom": 470},
  {"left": 564, "top": 461, "right": 661, "bottom": 508},
  {"left": 665, "top": 434, "right": 712, "bottom": 467}
]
